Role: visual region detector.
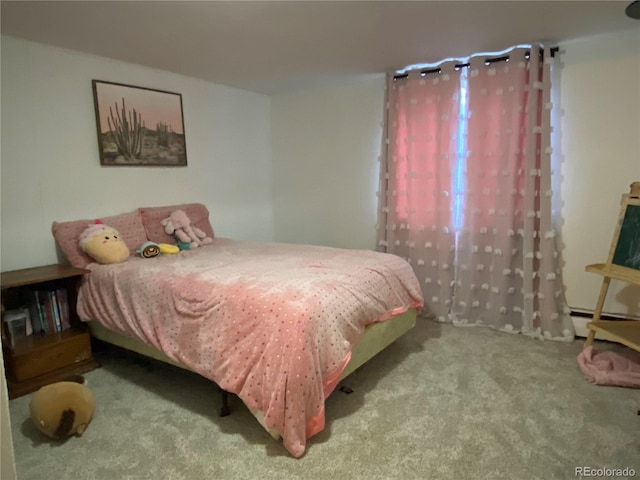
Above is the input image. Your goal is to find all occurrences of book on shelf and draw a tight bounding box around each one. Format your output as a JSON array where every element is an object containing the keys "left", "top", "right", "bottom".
[
  {"left": 27, "top": 286, "right": 73, "bottom": 336},
  {"left": 26, "top": 290, "right": 42, "bottom": 335},
  {"left": 33, "top": 290, "right": 48, "bottom": 335},
  {"left": 50, "top": 290, "right": 62, "bottom": 332},
  {"left": 41, "top": 290, "right": 55, "bottom": 333},
  {"left": 57, "top": 288, "right": 71, "bottom": 330}
]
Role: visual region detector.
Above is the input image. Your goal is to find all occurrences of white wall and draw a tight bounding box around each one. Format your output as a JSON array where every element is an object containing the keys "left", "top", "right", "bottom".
[
  {"left": 3, "top": 31, "right": 636, "bottom": 307},
  {"left": 559, "top": 28, "right": 640, "bottom": 318},
  {"left": 271, "top": 75, "right": 385, "bottom": 250},
  {"left": 271, "top": 29, "right": 640, "bottom": 318},
  {"left": 1, "top": 36, "right": 274, "bottom": 272}
]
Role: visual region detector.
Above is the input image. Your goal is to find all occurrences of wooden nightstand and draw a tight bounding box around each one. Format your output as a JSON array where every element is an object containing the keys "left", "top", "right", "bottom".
[{"left": 1, "top": 264, "right": 99, "bottom": 399}]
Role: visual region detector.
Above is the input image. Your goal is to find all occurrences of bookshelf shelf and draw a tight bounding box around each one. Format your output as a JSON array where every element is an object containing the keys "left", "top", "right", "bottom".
[{"left": 1, "top": 264, "right": 99, "bottom": 399}]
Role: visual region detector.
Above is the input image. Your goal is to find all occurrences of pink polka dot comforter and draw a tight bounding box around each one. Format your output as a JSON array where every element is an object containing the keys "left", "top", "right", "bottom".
[{"left": 77, "top": 238, "right": 423, "bottom": 457}]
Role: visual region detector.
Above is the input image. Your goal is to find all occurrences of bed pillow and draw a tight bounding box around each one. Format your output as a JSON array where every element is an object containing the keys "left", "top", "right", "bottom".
[
  {"left": 139, "top": 203, "right": 215, "bottom": 245},
  {"left": 52, "top": 210, "right": 148, "bottom": 269}
]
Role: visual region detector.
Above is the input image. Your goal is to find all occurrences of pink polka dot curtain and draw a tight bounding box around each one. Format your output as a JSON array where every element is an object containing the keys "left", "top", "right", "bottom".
[{"left": 376, "top": 46, "right": 574, "bottom": 341}]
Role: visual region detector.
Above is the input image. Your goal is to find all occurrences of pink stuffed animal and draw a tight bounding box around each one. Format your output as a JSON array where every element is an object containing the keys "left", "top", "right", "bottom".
[{"left": 160, "top": 209, "right": 213, "bottom": 249}]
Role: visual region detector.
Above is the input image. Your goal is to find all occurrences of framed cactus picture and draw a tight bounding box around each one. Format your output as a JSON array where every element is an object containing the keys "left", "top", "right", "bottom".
[{"left": 92, "top": 80, "right": 188, "bottom": 166}]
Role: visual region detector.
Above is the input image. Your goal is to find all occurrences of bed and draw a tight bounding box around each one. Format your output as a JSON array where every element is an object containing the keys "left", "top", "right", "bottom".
[{"left": 52, "top": 203, "right": 423, "bottom": 457}]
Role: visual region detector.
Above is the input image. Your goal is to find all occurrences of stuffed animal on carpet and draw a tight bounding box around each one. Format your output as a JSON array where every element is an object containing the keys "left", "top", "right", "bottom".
[
  {"left": 79, "top": 220, "right": 129, "bottom": 264},
  {"left": 160, "top": 209, "right": 213, "bottom": 249},
  {"left": 29, "top": 378, "right": 95, "bottom": 439}
]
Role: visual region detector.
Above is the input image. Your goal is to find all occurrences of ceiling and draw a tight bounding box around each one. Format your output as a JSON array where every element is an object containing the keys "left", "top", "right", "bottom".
[{"left": 1, "top": 1, "right": 638, "bottom": 95}]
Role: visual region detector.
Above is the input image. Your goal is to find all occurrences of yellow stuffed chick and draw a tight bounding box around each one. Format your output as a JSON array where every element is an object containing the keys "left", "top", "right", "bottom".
[
  {"left": 79, "top": 220, "right": 129, "bottom": 264},
  {"left": 30, "top": 381, "right": 96, "bottom": 439}
]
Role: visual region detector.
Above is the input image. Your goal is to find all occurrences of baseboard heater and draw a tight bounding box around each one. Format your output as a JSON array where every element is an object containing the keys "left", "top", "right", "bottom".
[{"left": 570, "top": 309, "right": 640, "bottom": 340}]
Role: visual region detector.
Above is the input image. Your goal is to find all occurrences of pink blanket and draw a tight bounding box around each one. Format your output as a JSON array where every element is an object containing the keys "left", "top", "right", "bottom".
[
  {"left": 577, "top": 346, "right": 640, "bottom": 388},
  {"left": 77, "top": 238, "right": 423, "bottom": 456}
]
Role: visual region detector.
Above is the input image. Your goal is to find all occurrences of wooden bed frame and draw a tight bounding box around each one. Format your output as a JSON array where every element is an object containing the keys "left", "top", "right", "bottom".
[{"left": 87, "top": 308, "right": 417, "bottom": 439}]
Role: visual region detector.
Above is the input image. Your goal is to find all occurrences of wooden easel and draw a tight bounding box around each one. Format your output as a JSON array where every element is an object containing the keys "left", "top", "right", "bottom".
[{"left": 584, "top": 182, "right": 640, "bottom": 352}]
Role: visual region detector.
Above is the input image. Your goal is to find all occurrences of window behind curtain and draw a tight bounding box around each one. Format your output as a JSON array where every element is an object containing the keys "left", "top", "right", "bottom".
[{"left": 377, "top": 46, "right": 573, "bottom": 340}]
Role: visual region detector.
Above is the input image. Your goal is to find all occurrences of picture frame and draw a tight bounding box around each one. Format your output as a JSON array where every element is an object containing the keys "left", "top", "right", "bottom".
[{"left": 92, "top": 80, "right": 188, "bottom": 166}]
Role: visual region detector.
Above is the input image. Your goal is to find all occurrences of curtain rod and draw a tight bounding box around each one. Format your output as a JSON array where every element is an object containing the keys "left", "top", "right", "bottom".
[{"left": 393, "top": 46, "right": 559, "bottom": 81}]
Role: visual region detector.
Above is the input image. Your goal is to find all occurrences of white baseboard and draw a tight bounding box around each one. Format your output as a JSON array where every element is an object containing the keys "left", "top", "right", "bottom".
[{"left": 571, "top": 315, "right": 603, "bottom": 340}]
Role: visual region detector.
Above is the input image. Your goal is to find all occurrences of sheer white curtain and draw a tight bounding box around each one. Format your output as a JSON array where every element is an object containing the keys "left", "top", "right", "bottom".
[{"left": 377, "top": 46, "right": 574, "bottom": 341}]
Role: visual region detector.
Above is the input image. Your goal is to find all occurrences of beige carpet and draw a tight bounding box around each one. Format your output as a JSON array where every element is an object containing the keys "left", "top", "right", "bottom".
[{"left": 8, "top": 319, "right": 640, "bottom": 480}]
